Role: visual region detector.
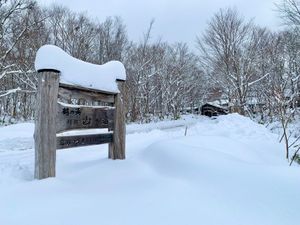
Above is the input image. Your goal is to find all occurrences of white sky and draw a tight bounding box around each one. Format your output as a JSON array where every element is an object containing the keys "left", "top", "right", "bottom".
[{"left": 37, "top": 0, "right": 282, "bottom": 48}]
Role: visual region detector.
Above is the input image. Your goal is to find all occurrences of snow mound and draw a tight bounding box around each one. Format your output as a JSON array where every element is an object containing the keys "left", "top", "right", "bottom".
[
  {"left": 140, "top": 139, "right": 243, "bottom": 179},
  {"left": 35, "top": 45, "right": 126, "bottom": 93}
]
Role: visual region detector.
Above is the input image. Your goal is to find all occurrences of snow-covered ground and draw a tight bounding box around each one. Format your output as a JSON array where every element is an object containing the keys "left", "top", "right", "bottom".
[{"left": 0, "top": 114, "right": 299, "bottom": 225}]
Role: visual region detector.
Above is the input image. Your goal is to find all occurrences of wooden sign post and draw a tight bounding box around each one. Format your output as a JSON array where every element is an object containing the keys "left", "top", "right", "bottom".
[{"left": 34, "top": 69, "right": 126, "bottom": 180}]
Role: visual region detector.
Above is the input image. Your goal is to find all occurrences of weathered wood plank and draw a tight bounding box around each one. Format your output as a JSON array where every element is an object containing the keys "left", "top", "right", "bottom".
[
  {"left": 57, "top": 133, "right": 113, "bottom": 149},
  {"left": 58, "top": 83, "right": 115, "bottom": 104},
  {"left": 34, "top": 71, "right": 59, "bottom": 179},
  {"left": 109, "top": 81, "right": 126, "bottom": 159},
  {"left": 56, "top": 102, "right": 115, "bottom": 133}
]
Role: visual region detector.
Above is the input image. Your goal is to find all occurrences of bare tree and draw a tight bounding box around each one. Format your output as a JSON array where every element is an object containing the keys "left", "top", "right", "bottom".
[
  {"left": 197, "top": 8, "right": 271, "bottom": 115},
  {"left": 277, "top": 0, "right": 300, "bottom": 26},
  {"left": 94, "top": 16, "right": 128, "bottom": 64},
  {"left": 0, "top": 0, "right": 43, "bottom": 122}
]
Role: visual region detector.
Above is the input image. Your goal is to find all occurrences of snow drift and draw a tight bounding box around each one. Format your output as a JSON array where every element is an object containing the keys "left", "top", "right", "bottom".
[{"left": 0, "top": 114, "right": 299, "bottom": 225}]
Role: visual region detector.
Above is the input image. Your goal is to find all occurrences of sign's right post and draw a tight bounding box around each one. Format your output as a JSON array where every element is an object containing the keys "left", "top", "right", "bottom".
[{"left": 109, "top": 81, "right": 126, "bottom": 159}]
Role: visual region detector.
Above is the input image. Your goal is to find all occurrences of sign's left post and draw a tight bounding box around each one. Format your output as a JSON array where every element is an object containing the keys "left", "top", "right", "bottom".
[{"left": 34, "top": 70, "right": 60, "bottom": 179}]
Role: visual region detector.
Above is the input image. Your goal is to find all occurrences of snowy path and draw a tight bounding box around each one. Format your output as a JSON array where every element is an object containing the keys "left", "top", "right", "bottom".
[{"left": 0, "top": 114, "right": 299, "bottom": 225}]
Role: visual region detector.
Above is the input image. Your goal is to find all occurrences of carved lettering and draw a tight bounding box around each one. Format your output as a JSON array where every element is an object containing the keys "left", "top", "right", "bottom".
[
  {"left": 56, "top": 103, "right": 115, "bottom": 133},
  {"left": 82, "top": 116, "right": 92, "bottom": 125},
  {"left": 57, "top": 133, "right": 113, "bottom": 149}
]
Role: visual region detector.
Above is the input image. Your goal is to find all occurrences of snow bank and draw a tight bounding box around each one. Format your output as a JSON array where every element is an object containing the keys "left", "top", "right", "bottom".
[{"left": 35, "top": 45, "right": 126, "bottom": 93}]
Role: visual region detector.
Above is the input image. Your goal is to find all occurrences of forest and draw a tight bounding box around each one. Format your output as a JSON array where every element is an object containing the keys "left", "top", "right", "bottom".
[
  {"left": 1, "top": 2, "right": 300, "bottom": 223},
  {"left": 0, "top": 0, "right": 299, "bottom": 133}
]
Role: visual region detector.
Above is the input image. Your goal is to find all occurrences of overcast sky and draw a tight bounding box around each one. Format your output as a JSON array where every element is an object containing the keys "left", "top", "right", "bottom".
[{"left": 37, "top": 0, "right": 282, "bottom": 47}]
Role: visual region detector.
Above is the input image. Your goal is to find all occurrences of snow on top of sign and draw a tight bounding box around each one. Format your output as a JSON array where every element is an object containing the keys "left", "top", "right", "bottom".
[{"left": 34, "top": 45, "right": 126, "bottom": 93}]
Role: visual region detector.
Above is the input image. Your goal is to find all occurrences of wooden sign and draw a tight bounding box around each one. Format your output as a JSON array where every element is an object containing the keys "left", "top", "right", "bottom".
[
  {"left": 34, "top": 69, "right": 126, "bottom": 180},
  {"left": 57, "top": 133, "right": 113, "bottom": 149},
  {"left": 56, "top": 102, "right": 114, "bottom": 133}
]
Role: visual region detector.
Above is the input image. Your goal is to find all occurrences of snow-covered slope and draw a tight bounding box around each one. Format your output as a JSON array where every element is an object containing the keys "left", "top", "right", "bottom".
[{"left": 0, "top": 114, "right": 299, "bottom": 225}]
